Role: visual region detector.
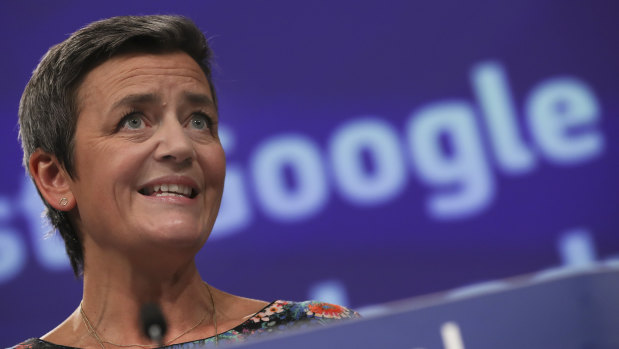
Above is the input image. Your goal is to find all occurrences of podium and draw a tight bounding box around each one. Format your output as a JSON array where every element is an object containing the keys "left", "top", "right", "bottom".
[{"left": 229, "top": 266, "right": 619, "bottom": 349}]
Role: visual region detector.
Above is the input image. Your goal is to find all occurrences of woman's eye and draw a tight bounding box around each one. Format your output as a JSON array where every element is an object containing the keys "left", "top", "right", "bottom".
[
  {"left": 189, "top": 113, "right": 210, "bottom": 130},
  {"left": 120, "top": 114, "right": 145, "bottom": 130}
]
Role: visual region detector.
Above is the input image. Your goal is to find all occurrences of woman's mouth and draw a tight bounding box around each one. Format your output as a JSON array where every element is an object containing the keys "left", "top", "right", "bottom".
[{"left": 138, "top": 184, "right": 198, "bottom": 198}]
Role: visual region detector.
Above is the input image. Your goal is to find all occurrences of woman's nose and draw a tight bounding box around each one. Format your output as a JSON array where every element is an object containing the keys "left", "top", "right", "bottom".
[{"left": 153, "top": 118, "right": 195, "bottom": 164}]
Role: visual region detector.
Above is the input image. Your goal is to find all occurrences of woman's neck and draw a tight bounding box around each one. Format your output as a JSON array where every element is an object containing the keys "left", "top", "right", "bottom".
[{"left": 77, "top": 253, "right": 217, "bottom": 347}]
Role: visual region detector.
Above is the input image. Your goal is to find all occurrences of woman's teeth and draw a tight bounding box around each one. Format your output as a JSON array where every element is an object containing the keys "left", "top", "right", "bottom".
[
  {"left": 142, "top": 184, "right": 194, "bottom": 197},
  {"left": 154, "top": 192, "right": 186, "bottom": 197}
]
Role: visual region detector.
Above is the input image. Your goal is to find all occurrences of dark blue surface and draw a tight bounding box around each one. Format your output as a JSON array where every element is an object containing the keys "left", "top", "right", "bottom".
[{"left": 232, "top": 267, "right": 619, "bottom": 349}]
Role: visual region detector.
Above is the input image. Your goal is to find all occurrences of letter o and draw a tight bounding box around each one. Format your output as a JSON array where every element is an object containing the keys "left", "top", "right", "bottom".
[
  {"left": 251, "top": 134, "right": 328, "bottom": 221},
  {"left": 329, "top": 118, "right": 406, "bottom": 205}
]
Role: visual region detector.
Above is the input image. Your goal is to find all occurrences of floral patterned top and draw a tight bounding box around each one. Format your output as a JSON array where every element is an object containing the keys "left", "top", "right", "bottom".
[{"left": 10, "top": 300, "right": 360, "bottom": 349}]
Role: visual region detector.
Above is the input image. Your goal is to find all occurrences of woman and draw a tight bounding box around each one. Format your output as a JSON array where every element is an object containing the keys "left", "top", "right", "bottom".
[{"left": 12, "top": 15, "right": 358, "bottom": 349}]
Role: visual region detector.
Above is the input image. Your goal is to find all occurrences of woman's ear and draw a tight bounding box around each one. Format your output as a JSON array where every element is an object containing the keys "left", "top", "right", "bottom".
[{"left": 29, "top": 149, "right": 76, "bottom": 211}]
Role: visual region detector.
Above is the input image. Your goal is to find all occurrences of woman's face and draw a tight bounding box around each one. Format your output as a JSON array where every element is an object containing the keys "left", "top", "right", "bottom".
[{"left": 68, "top": 51, "right": 225, "bottom": 257}]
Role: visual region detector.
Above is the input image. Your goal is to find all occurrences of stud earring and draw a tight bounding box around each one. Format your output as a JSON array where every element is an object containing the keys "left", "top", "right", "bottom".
[{"left": 59, "top": 197, "right": 69, "bottom": 206}]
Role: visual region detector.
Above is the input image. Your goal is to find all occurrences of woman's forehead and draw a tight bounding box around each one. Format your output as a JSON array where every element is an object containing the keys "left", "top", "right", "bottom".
[{"left": 77, "top": 52, "right": 210, "bottom": 107}]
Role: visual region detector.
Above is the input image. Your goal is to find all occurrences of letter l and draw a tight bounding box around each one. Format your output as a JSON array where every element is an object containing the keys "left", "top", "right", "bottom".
[{"left": 471, "top": 61, "right": 535, "bottom": 175}]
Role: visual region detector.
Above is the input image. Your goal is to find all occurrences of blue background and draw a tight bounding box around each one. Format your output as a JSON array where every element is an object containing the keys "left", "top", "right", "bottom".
[{"left": 1, "top": 1, "right": 617, "bottom": 346}]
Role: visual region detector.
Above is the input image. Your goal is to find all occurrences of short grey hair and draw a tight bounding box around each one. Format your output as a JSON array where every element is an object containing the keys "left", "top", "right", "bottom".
[{"left": 19, "top": 15, "right": 217, "bottom": 277}]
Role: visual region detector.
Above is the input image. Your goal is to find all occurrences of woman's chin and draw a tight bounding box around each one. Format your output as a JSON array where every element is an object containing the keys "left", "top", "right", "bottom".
[{"left": 139, "top": 224, "right": 209, "bottom": 250}]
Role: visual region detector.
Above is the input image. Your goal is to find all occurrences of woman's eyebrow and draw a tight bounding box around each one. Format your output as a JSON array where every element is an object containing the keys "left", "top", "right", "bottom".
[
  {"left": 111, "top": 93, "right": 160, "bottom": 111},
  {"left": 183, "top": 91, "right": 214, "bottom": 107},
  {"left": 107, "top": 92, "right": 213, "bottom": 113}
]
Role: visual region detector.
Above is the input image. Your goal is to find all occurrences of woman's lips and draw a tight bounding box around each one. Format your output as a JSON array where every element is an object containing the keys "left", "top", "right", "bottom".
[
  {"left": 139, "top": 183, "right": 196, "bottom": 198},
  {"left": 138, "top": 176, "right": 200, "bottom": 199}
]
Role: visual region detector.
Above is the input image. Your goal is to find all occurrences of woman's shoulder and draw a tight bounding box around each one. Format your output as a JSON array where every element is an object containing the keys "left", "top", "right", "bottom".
[
  {"left": 6, "top": 338, "right": 76, "bottom": 349},
  {"left": 217, "top": 299, "right": 360, "bottom": 341},
  {"left": 271, "top": 300, "right": 361, "bottom": 321}
]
